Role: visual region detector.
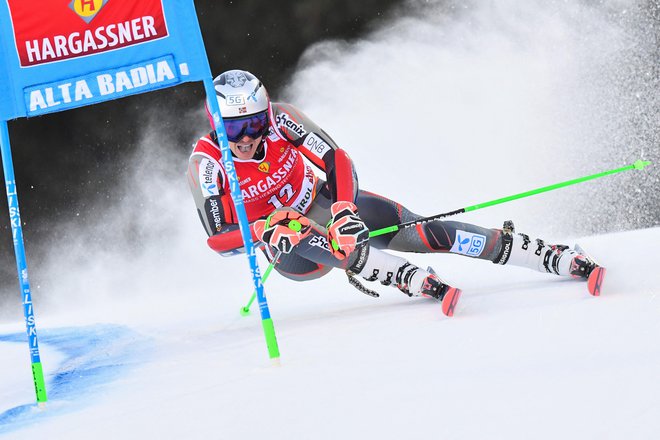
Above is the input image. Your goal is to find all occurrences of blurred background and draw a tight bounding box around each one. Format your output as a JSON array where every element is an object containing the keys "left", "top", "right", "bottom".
[{"left": 1, "top": 0, "right": 658, "bottom": 303}]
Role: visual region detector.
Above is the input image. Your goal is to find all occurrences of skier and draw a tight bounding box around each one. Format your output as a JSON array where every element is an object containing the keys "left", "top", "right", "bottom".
[{"left": 187, "top": 70, "right": 602, "bottom": 316}]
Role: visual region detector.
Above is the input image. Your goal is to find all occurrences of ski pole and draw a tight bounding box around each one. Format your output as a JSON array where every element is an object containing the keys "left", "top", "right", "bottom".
[
  {"left": 240, "top": 250, "right": 282, "bottom": 316},
  {"left": 240, "top": 218, "right": 305, "bottom": 316},
  {"left": 369, "top": 159, "right": 652, "bottom": 238}
]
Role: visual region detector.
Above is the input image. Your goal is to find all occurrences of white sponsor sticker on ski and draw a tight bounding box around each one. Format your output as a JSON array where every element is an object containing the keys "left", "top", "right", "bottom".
[{"left": 450, "top": 230, "right": 487, "bottom": 257}]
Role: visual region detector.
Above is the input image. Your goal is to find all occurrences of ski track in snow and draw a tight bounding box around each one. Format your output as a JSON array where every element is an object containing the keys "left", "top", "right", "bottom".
[{"left": 1, "top": 228, "right": 659, "bottom": 439}]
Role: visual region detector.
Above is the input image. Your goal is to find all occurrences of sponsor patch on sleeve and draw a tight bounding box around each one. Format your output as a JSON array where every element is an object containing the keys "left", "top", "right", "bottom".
[
  {"left": 199, "top": 158, "right": 220, "bottom": 197},
  {"left": 450, "top": 230, "right": 487, "bottom": 257},
  {"left": 275, "top": 112, "right": 306, "bottom": 138},
  {"left": 302, "top": 133, "right": 331, "bottom": 159}
]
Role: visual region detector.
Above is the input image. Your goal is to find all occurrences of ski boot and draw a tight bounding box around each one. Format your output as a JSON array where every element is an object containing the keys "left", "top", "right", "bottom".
[
  {"left": 349, "top": 247, "right": 462, "bottom": 316},
  {"left": 494, "top": 221, "right": 606, "bottom": 296}
]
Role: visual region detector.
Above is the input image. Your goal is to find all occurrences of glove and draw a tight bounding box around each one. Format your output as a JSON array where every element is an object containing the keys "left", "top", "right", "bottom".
[
  {"left": 326, "top": 201, "right": 369, "bottom": 260},
  {"left": 253, "top": 208, "right": 311, "bottom": 254}
]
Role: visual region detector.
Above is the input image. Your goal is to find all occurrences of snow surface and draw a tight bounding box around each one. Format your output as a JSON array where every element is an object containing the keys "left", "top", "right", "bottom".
[
  {"left": 1, "top": 228, "right": 659, "bottom": 440},
  {"left": 2, "top": 1, "right": 658, "bottom": 439}
]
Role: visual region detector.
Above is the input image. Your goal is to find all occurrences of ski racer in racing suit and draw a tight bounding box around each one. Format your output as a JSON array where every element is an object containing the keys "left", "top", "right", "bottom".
[{"left": 187, "top": 70, "right": 600, "bottom": 313}]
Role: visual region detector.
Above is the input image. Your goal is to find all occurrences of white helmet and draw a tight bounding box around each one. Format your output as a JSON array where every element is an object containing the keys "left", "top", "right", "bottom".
[{"left": 213, "top": 70, "right": 269, "bottom": 118}]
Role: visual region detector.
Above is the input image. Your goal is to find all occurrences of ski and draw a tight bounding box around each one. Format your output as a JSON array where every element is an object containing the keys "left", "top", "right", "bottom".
[
  {"left": 575, "top": 244, "right": 605, "bottom": 296},
  {"left": 587, "top": 267, "right": 606, "bottom": 296},
  {"left": 441, "top": 287, "right": 462, "bottom": 317}
]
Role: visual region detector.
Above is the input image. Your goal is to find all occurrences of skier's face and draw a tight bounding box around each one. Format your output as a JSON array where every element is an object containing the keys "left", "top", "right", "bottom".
[{"left": 229, "top": 135, "right": 263, "bottom": 160}]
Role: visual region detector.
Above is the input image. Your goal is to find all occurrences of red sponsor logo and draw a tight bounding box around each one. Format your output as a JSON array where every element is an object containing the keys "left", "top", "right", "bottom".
[{"left": 6, "top": 0, "right": 169, "bottom": 67}]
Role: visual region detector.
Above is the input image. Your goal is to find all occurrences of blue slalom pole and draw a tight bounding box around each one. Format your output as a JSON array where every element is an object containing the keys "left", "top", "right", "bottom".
[
  {"left": 0, "top": 120, "right": 48, "bottom": 404},
  {"left": 202, "top": 79, "right": 281, "bottom": 361}
]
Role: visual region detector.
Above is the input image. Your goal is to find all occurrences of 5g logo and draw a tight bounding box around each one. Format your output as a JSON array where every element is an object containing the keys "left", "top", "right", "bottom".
[{"left": 226, "top": 95, "right": 246, "bottom": 106}]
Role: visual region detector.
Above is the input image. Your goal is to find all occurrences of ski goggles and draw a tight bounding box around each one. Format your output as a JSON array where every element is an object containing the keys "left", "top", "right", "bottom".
[{"left": 223, "top": 111, "right": 269, "bottom": 142}]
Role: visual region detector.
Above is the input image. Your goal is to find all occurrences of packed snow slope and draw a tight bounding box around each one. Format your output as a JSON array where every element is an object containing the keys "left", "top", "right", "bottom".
[
  {"left": 1, "top": 228, "right": 659, "bottom": 439},
  {"left": 1, "top": 0, "right": 658, "bottom": 439}
]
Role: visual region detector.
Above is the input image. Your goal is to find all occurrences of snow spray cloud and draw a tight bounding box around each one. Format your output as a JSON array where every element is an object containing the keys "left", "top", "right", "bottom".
[
  {"left": 0, "top": 106, "right": 252, "bottom": 320},
  {"left": 285, "top": 0, "right": 659, "bottom": 235}
]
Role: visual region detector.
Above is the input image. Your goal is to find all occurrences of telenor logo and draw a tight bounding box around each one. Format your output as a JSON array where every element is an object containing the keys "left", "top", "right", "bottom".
[
  {"left": 6, "top": 0, "right": 169, "bottom": 67},
  {"left": 69, "top": 0, "right": 109, "bottom": 23},
  {"left": 450, "top": 230, "right": 487, "bottom": 257}
]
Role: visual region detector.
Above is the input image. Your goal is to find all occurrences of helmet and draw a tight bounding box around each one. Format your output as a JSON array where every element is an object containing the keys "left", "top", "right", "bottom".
[{"left": 213, "top": 70, "right": 269, "bottom": 118}]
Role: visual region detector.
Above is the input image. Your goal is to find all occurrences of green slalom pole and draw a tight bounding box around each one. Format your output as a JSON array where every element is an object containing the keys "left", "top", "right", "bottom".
[{"left": 369, "top": 159, "right": 652, "bottom": 238}]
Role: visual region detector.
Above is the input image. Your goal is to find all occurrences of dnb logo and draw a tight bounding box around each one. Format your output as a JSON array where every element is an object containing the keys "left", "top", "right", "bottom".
[
  {"left": 69, "top": 0, "right": 109, "bottom": 24},
  {"left": 6, "top": 0, "right": 169, "bottom": 67}
]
